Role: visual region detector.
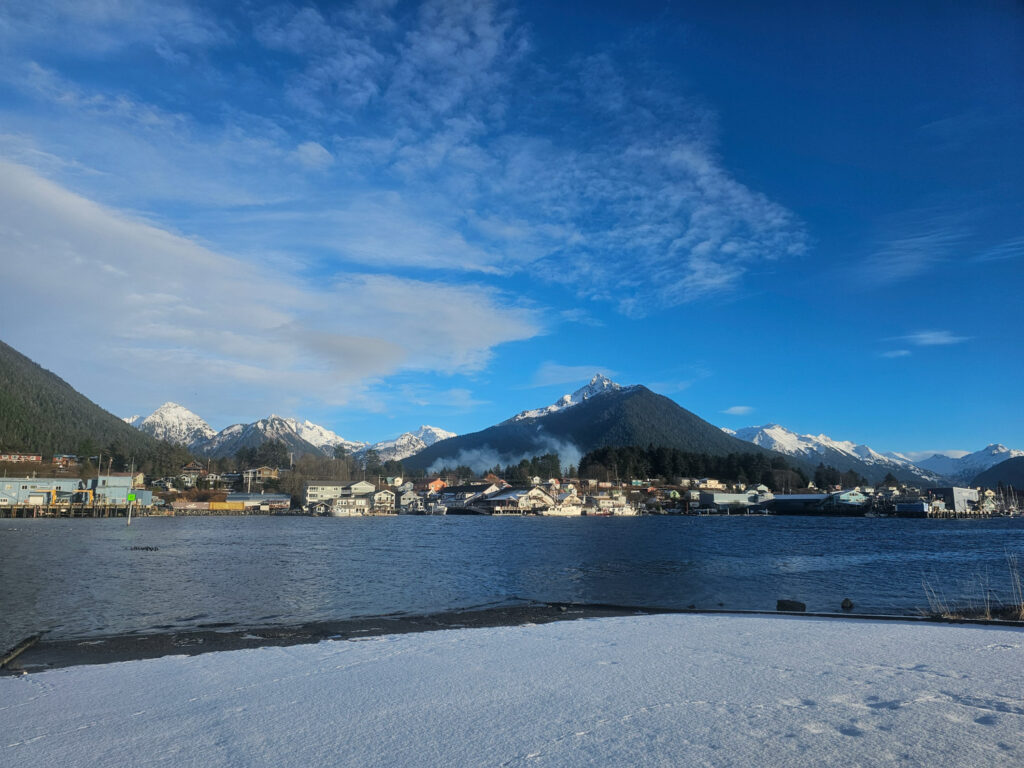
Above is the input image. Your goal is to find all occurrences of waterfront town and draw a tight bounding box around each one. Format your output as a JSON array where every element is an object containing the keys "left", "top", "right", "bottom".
[{"left": 0, "top": 451, "right": 1015, "bottom": 519}]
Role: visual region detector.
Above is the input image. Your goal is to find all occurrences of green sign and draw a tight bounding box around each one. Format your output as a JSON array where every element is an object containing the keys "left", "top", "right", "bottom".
[{"left": 127, "top": 493, "right": 137, "bottom": 501}]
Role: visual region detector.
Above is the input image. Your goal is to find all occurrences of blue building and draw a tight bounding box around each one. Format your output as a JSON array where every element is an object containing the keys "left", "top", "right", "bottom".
[{"left": 0, "top": 476, "right": 152, "bottom": 507}]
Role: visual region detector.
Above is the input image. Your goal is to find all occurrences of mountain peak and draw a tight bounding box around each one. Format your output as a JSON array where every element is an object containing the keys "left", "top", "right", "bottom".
[
  {"left": 506, "top": 374, "right": 627, "bottom": 423},
  {"left": 572, "top": 374, "right": 621, "bottom": 400},
  {"left": 134, "top": 402, "right": 215, "bottom": 448}
]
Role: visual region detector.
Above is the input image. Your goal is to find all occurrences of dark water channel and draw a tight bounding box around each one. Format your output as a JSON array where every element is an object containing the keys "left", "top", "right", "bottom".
[{"left": 3, "top": 515, "right": 1024, "bottom": 651}]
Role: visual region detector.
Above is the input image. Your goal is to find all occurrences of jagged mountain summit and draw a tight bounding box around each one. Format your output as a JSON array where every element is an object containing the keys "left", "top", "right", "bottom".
[
  {"left": 725, "top": 423, "right": 941, "bottom": 485},
  {"left": 357, "top": 425, "right": 458, "bottom": 463},
  {"left": 126, "top": 402, "right": 216, "bottom": 449},
  {"left": 916, "top": 444, "right": 1024, "bottom": 484},
  {"left": 504, "top": 374, "right": 631, "bottom": 423},
  {"left": 284, "top": 418, "right": 366, "bottom": 455},
  {"left": 198, "top": 415, "right": 341, "bottom": 459}
]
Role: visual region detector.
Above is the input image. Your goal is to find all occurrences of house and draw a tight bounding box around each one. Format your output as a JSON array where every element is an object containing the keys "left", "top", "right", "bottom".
[
  {"left": 427, "top": 478, "right": 447, "bottom": 494},
  {"left": 343, "top": 480, "right": 376, "bottom": 496},
  {"left": 546, "top": 492, "right": 583, "bottom": 516},
  {"left": 373, "top": 489, "right": 396, "bottom": 512},
  {"left": 583, "top": 493, "right": 635, "bottom": 516},
  {"left": 331, "top": 496, "right": 371, "bottom": 516},
  {"left": 305, "top": 481, "right": 350, "bottom": 505},
  {"left": 304, "top": 479, "right": 375, "bottom": 506},
  {"left": 476, "top": 487, "right": 555, "bottom": 515},
  {"left": 438, "top": 483, "right": 499, "bottom": 507},
  {"left": 181, "top": 461, "right": 205, "bottom": 478},
  {"left": 242, "top": 466, "right": 280, "bottom": 483},
  {"left": 398, "top": 490, "right": 421, "bottom": 511},
  {"left": 385, "top": 476, "right": 403, "bottom": 487},
  {"left": 309, "top": 501, "right": 333, "bottom": 516}
]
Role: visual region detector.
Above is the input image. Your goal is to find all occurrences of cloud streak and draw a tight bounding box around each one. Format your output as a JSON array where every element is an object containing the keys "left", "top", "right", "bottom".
[
  {"left": 896, "top": 331, "right": 969, "bottom": 347},
  {"left": 0, "top": 161, "right": 541, "bottom": 423}
]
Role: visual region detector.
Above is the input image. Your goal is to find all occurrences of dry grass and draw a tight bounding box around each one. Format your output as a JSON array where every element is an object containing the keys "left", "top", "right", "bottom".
[{"left": 922, "top": 552, "right": 1024, "bottom": 621}]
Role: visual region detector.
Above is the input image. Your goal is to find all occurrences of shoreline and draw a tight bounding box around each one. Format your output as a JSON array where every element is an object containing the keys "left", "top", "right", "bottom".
[{"left": 6, "top": 602, "right": 1024, "bottom": 675}]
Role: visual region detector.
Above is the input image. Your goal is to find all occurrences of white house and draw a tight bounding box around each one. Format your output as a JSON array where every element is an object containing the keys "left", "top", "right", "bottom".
[{"left": 373, "top": 489, "right": 396, "bottom": 512}]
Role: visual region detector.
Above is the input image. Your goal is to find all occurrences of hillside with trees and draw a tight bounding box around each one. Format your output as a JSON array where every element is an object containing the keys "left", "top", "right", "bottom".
[
  {"left": 0, "top": 339, "right": 193, "bottom": 476},
  {"left": 578, "top": 445, "right": 809, "bottom": 491}
]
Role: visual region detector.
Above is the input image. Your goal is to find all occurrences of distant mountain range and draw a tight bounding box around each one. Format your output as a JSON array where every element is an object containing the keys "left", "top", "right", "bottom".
[
  {"left": 404, "top": 375, "right": 776, "bottom": 472},
  {"left": 722, "top": 424, "right": 941, "bottom": 485},
  {"left": 723, "top": 425, "right": 1024, "bottom": 486},
  {"left": 914, "top": 445, "right": 1024, "bottom": 485},
  {"left": 123, "top": 402, "right": 454, "bottom": 462},
  {"left": 126, "top": 377, "right": 1024, "bottom": 485}
]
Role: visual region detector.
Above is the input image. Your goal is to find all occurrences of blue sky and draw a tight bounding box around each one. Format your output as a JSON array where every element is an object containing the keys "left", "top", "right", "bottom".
[{"left": 1, "top": 0, "right": 1021, "bottom": 456}]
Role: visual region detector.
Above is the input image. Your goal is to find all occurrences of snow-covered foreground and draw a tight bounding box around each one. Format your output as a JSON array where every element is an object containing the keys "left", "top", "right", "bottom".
[{"left": 2, "top": 615, "right": 1022, "bottom": 767}]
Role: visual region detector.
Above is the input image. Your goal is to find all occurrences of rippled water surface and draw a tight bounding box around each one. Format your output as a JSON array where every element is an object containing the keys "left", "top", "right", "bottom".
[{"left": 3, "top": 515, "right": 1024, "bottom": 649}]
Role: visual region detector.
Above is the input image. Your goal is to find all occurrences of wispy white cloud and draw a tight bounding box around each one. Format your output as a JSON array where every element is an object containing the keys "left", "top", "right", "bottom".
[
  {"left": 558, "top": 308, "right": 604, "bottom": 327},
  {"left": 530, "top": 363, "right": 615, "bottom": 388},
  {"left": 896, "top": 330, "right": 969, "bottom": 347},
  {"left": 858, "top": 211, "right": 968, "bottom": 284},
  {"left": 1, "top": 0, "right": 228, "bottom": 60},
  {"left": 881, "top": 349, "right": 911, "bottom": 358},
  {"left": 292, "top": 141, "right": 334, "bottom": 170},
  {"left": 0, "top": 161, "right": 541, "bottom": 423},
  {"left": 722, "top": 405, "right": 753, "bottom": 415},
  {"left": 975, "top": 236, "right": 1024, "bottom": 263}
]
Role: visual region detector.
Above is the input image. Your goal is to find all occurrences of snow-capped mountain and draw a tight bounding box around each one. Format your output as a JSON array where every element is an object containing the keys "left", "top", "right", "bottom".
[
  {"left": 126, "top": 403, "right": 453, "bottom": 463},
  {"left": 504, "top": 374, "right": 631, "bottom": 423},
  {"left": 727, "top": 423, "right": 941, "bottom": 485},
  {"left": 281, "top": 418, "right": 367, "bottom": 455},
  {"left": 123, "top": 414, "right": 142, "bottom": 427},
  {"left": 198, "top": 415, "right": 357, "bottom": 459},
  {"left": 126, "top": 402, "right": 216, "bottom": 449},
  {"left": 916, "top": 444, "right": 1024, "bottom": 484},
  {"left": 357, "top": 425, "right": 458, "bottom": 463}
]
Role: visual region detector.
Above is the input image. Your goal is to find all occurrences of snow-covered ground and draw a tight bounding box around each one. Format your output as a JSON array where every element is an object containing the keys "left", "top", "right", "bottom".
[{"left": 2, "top": 614, "right": 1022, "bottom": 767}]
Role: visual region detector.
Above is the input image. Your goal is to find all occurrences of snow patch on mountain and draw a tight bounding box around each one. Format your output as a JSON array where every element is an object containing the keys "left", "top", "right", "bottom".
[
  {"left": 357, "top": 426, "right": 458, "bottom": 463},
  {"left": 916, "top": 444, "right": 1024, "bottom": 483},
  {"left": 282, "top": 418, "right": 367, "bottom": 454},
  {"left": 505, "top": 374, "right": 632, "bottom": 423},
  {"left": 132, "top": 402, "right": 216, "bottom": 448},
  {"left": 728, "top": 423, "right": 941, "bottom": 483}
]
